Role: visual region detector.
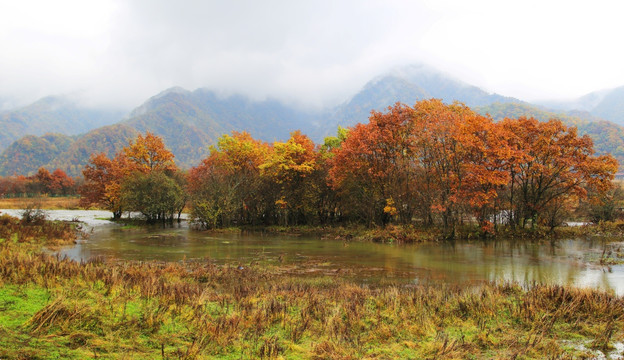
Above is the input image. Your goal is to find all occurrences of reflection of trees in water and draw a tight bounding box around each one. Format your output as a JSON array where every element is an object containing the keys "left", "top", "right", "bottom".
[
  {"left": 465, "top": 239, "right": 596, "bottom": 290},
  {"left": 58, "top": 222, "right": 623, "bottom": 294}
]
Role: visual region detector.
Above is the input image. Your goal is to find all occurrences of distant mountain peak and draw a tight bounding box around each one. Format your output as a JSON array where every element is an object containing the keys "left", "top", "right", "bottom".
[
  {"left": 29, "top": 95, "right": 73, "bottom": 111},
  {"left": 155, "top": 86, "right": 190, "bottom": 98},
  {"left": 575, "top": 88, "right": 612, "bottom": 110},
  {"left": 126, "top": 86, "right": 192, "bottom": 119},
  {"left": 387, "top": 63, "right": 456, "bottom": 81},
  {"left": 538, "top": 85, "right": 624, "bottom": 126}
]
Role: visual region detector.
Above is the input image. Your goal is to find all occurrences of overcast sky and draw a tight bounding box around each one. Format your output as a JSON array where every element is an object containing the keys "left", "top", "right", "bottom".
[{"left": 1, "top": 0, "right": 624, "bottom": 110}]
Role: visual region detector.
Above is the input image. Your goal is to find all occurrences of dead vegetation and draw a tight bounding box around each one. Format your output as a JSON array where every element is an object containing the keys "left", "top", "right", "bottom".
[{"left": 0, "top": 218, "right": 623, "bottom": 358}]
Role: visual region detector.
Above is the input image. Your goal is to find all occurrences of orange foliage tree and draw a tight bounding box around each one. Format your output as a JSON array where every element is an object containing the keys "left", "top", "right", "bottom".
[
  {"left": 0, "top": 169, "right": 77, "bottom": 197},
  {"left": 410, "top": 101, "right": 512, "bottom": 236},
  {"left": 80, "top": 132, "right": 184, "bottom": 221},
  {"left": 329, "top": 99, "right": 617, "bottom": 237},
  {"left": 329, "top": 103, "right": 417, "bottom": 226},
  {"left": 330, "top": 100, "right": 512, "bottom": 235},
  {"left": 123, "top": 132, "right": 176, "bottom": 173},
  {"left": 80, "top": 153, "right": 129, "bottom": 218},
  {"left": 49, "top": 169, "right": 76, "bottom": 196},
  {"left": 499, "top": 117, "right": 618, "bottom": 229}
]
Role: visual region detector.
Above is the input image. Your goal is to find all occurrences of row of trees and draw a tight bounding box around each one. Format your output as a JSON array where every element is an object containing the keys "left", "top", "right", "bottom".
[
  {"left": 331, "top": 101, "right": 616, "bottom": 237},
  {"left": 80, "top": 100, "right": 618, "bottom": 236},
  {"left": 187, "top": 130, "right": 334, "bottom": 228},
  {"left": 0, "top": 168, "right": 77, "bottom": 197}
]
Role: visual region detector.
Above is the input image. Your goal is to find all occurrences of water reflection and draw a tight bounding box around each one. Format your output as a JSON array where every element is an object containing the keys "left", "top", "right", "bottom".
[{"left": 2, "top": 209, "right": 622, "bottom": 295}]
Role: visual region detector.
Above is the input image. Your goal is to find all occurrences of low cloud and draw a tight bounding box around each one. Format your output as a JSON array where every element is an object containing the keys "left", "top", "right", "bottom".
[{"left": 2, "top": 0, "right": 624, "bottom": 110}]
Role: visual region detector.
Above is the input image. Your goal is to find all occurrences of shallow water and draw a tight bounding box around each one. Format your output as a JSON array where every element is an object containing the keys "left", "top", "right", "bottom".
[{"left": 3, "top": 209, "right": 623, "bottom": 295}]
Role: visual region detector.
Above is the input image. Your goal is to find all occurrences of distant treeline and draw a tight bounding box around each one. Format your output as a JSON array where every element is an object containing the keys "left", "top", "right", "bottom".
[
  {"left": 76, "top": 99, "right": 618, "bottom": 238},
  {"left": 0, "top": 168, "right": 78, "bottom": 197}
]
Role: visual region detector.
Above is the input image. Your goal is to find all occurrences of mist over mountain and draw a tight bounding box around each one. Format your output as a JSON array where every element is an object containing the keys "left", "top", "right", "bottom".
[
  {"left": 0, "top": 96, "right": 125, "bottom": 152},
  {"left": 539, "top": 86, "right": 624, "bottom": 126},
  {"left": 321, "top": 64, "right": 520, "bottom": 138},
  {"left": 0, "top": 97, "right": 18, "bottom": 112},
  {"left": 2, "top": 64, "right": 624, "bottom": 176},
  {"left": 122, "top": 87, "right": 323, "bottom": 168}
]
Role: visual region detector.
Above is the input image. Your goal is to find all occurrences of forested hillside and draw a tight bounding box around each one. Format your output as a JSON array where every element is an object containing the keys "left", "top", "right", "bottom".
[
  {"left": 0, "top": 96, "right": 124, "bottom": 152},
  {"left": 540, "top": 85, "right": 624, "bottom": 126},
  {"left": 0, "top": 133, "right": 73, "bottom": 176},
  {"left": 0, "top": 125, "right": 137, "bottom": 177},
  {"left": 123, "top": 88, "right": 321, "bottom": 167}
]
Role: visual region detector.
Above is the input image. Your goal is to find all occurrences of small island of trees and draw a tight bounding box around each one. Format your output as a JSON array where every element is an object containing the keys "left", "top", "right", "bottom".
[{"left": 69, "top": 99, "right": 618, "bottom": 239}]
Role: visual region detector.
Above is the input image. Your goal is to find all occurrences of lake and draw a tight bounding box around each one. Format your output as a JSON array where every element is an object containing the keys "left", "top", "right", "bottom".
[{"left": 3, "top": 209, "right": 623, "bottom": 295}]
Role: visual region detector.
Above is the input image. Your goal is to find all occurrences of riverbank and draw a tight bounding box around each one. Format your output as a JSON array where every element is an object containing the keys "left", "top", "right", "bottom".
[
  {"left": 202, "top": 221, "right": 624, "bottom": 245},
  {"left": 3, "top": 196, "right": 624, "bottom": 243},
  {"left": 0, "top": 216, "right": 623, "bottom": 359}
]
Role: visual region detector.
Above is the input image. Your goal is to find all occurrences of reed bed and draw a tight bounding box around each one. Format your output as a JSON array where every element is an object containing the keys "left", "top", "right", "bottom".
[
  {"left": 0, "top": 213, "right": 76, "bottom": 247},
  {"left": 0, "top": 221, "right": 623, "bottom": 359}
]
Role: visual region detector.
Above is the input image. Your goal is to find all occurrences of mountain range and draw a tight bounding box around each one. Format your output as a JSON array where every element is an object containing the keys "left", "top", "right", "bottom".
[
  {"left": 0, "top": 96, "right": 124, "bottom": 152},
  {"left": 2, "top": 63, "right": 624, "bottom": 176}
]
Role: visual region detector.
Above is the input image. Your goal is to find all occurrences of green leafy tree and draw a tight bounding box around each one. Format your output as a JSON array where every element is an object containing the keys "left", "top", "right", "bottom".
[{"left": 121, "top": 171, "right": 186, "bottom": 223}]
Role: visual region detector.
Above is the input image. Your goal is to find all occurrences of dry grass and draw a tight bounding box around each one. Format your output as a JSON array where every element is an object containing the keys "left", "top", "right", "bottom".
[
  {"left": 0, "top": 196, "right": 82, "bottom": 210},
  {"left": 0, "top": 218, "right": 623, "bottom": 359},
  {"left": 0, "top": 214, "right": 77, "bottom": 247}
]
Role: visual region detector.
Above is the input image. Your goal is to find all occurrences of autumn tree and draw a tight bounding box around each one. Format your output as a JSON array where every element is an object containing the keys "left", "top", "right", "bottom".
[
  {"left": 80, "top": 153, "right": 129, "bottom": 218},
  {"left": 188, "top": 132, "right": 270, "bottom": 228},
  {"left": 49, "top": 169, "right": 75, "bottom": 196},
  {"left": 260, "top": 131, "right": 318, "bottom": 225},
  {"left": 499, "top": 117, "right": 617, "bottom": 228},
  {"left": 35, "top": 168, "right": 53, "bottom": 194},
  {"left": 409, "top": 100, "right": 512, "bottom": 237},
  {"left": 329, "top": 100, "right": 512, "bottom": 237},
  {"left": 0, "top": 176, "right": 30, "bottom": 197},
  {"left": 312, "top": 128, "right": 349, "bottom": 224},
  {"left": 80, "top": 132, "right": 182, "bottom": 220},
  {"left": 119, "top": 132, "right": 184, "bottom": 221},
  {"left": 583, "top": 184, "right": 624, "bottom": 223},
  {"left": 123, "top": 132, "right": 176, "bottom": 173},
  {"left": 330, "top": 104, "right": 417, "bottom": 225}
]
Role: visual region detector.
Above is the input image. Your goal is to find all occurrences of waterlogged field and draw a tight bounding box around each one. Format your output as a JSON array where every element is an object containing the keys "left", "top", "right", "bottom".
[
  {"left": 1, "top": 210, "right": 611, "bottom": 296},
  {"left": 3, "top": 209, "right": 624, "bottom": 294},
  {"left": 0, "top": 209, "right": 623, "bottom": 359}
]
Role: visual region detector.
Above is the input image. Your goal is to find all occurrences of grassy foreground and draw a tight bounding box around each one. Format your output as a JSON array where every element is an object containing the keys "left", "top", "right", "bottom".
[{"left": 1, "top": 216, "right": 624, "bottom": 359}]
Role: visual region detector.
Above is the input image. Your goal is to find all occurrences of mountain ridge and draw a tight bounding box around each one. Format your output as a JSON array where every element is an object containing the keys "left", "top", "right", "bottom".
[{"left": 2, "top": 64, "right": 624, "bottom": 176}]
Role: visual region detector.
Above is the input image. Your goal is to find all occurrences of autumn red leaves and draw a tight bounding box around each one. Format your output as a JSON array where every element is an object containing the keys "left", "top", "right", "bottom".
[
  {"left": 0, "top": 168, "right": 75, "bottom": 197},
  {"left": 79, "top": 99, "right": 617, "bottom": 235},
  {"left": 331, "top": 100, "right": 617, "bottom": 237}
]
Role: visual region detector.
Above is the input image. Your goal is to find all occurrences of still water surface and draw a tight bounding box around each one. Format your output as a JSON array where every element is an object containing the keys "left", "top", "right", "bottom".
[{"left": 3, "top": 209, "right": 623, "bottom": 295}]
